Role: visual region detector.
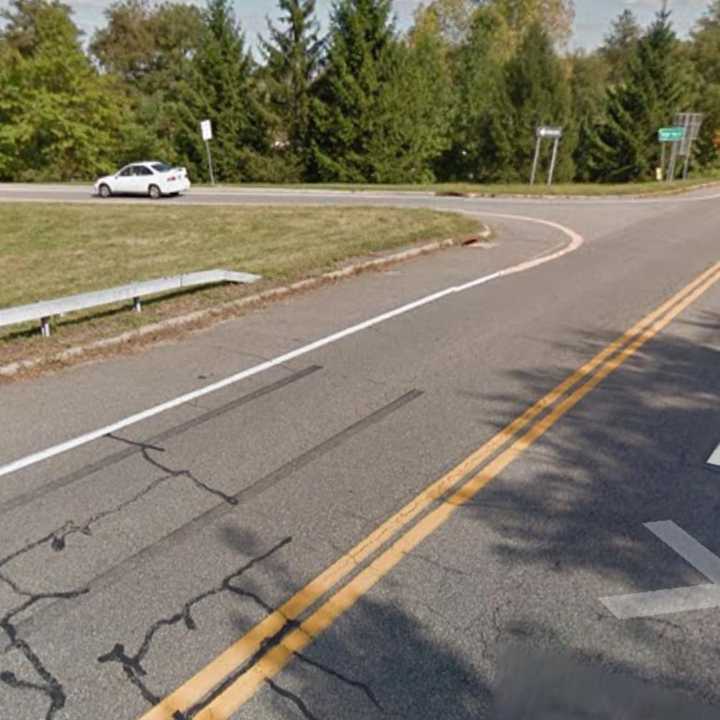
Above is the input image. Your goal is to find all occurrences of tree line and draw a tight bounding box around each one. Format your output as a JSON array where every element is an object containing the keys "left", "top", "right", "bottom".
[{"left": 0, "top": 0, "right": 719, "bottom": 184}]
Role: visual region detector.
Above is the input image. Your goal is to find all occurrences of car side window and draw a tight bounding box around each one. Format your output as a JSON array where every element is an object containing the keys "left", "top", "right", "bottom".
[
  {"left": 135, "top": 166, "right": 153, "bottom": 176},
  {"left": 119, "top": 166, "right": 134, "bottom": 177}
]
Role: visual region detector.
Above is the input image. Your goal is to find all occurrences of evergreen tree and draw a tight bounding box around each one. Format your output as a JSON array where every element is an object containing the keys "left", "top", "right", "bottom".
[
  {"left": 489, "top": 21, "right": 576, "bottom": 182},
  {"left": 589, "top": 8, "right": 690, "bottom": 182},
  {"left": 308, "top": 0, "right": 398, "bottom": 181},
  {"left": 600, "top": 9, "right": 641, "bottom": 85},
  {"left": 364, "top": 19, "right": 454, "bottom": 182},
  {"left": 439, "top": 5, "right": 513, "bottom": 180},
  {"left": 570, "top": 51, "right": 609, "bottom": 180},
  {"left": 191, "top": 0, "right": 269, "bottom": 181},
  {"left": 260, "top": 0, "right": 323, "bottom": 180}
]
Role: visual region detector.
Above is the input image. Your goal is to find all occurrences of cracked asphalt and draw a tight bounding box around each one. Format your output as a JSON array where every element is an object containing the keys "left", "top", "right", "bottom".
[{"left": 1, "top": 186, "right": 720, "bottom": 719}]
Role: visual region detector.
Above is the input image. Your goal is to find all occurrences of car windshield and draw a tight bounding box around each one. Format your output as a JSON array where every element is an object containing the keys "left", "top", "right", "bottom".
[{"left": 151, "top": 163, "right": 174, "bottom": 172}]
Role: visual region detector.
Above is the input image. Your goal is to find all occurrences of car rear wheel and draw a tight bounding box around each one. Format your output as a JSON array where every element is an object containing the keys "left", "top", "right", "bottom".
[
  {"left": 99, "top": 184, "right": 111, "bottom": 199},
  {"left": 148, "top": 184, "right": 162, "bottom": 200}
]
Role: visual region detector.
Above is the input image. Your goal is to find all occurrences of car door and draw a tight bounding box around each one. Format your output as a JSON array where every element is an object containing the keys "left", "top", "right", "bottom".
[
  {"left": 132, "top": 165, "right": 154, "bottom": 194},
  {"left": 113, "top": 165, "right": 136, "bottom": 194}
]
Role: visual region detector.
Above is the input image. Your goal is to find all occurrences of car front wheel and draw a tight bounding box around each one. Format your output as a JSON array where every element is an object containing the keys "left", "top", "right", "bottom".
[
  {"left": 98, "top": 184, "right": 111, "bottom": 199},
  {"left": 148, "top": 184, "right": 162, "bottom": 200}
]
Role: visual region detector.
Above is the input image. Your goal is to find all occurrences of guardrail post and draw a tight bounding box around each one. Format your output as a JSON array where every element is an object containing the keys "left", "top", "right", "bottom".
[
  {"left": 133, "top": 297, "right": 142, "bottom": 313},
  {"left": 40, "top": 317, "right": 51, "bottom": 337}
]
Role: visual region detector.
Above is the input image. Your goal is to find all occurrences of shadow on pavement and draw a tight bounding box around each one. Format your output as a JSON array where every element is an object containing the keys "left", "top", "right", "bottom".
[{"left": 218, "top": 316, "right": 720, "bottom": 718}]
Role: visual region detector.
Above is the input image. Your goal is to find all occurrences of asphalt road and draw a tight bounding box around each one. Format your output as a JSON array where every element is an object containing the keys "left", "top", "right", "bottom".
[{"left": 1, "top": 184, "right": 720, "bottom": 720}]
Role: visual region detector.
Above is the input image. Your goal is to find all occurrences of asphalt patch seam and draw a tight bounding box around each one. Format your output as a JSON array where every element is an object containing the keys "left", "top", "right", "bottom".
[
  {"left": 265, "top": 678, "right": 320, "bottom": 720},
  {"left": 98, "top": 537, "right": 292, "bottom": 715},
  {"left": 0, "top": 585, "right": 88, "bottom": 719}
]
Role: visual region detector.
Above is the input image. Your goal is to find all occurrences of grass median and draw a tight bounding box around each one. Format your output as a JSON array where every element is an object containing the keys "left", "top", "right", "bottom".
[{"left": 0, "top": 202, "right": 481, "bottom": 373}]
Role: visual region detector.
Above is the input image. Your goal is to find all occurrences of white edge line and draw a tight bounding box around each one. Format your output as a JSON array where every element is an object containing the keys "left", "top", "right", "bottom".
[{"left": 0, "top": 212, "right": 583, "bottom": 480}]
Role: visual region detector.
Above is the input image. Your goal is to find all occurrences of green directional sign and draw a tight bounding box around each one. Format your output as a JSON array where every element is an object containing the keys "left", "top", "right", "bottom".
[{"left": 658, "top": 127, "right": 685, "bottom": 143}]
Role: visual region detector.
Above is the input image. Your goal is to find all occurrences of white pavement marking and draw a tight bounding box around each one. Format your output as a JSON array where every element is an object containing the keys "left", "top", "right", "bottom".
[
  {"left": 706, "top": 442, "right": 720, "bottom": 467},
  {"left": 646, "top": 521, "right": 720, "bottom": 583},
  {"left": 601, "top": 584, "right": 720, "bottom": 620},
  {"left": 600, "top": 521, "right": 720, "bottom": 619},
  {"left": 0, "top": 213, "right": 582, "bottom": 480}
]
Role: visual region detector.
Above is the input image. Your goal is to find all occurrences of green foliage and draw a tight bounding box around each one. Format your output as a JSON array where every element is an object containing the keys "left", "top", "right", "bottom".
[
  {"left": 90, "top": 0, "right": 205, "bottom": 173},
  {"left": 488, "top": 0, "right": 576, "bottom": 46},
  {"left": 600, "top": 9, "right": 641, "bottom": 85},
  {"left": 438, "top": 6, "right": 511, "bottom": 181},
  {"left": 492, "top": 22, "right": 576, "bottom": 182},
  {"left": 690, "top": 1, "right": 720, "bottom": 169},
  {"left": 589, "top": 8, "right": 692, "bottom": 182},
  {"left": 366, "top": 25, "right": 454, "bottom": 182},
  {"left": 0, "top": 0, "right": 143, "bottom": 181},
  {"left": 260, "top": 0, "right": 323, "bottom": 180},
  {"left": 0, "top": 0, "right": 717, "bottom": 185},
  {"left": 570, "top": 52, "right": 609, "bottom": 181},
  {"left": 191, "top": 0, "right": 270, "bottom": 181},
  {"left": 308, "top": 0, "right": 397, "bottom": 181}
]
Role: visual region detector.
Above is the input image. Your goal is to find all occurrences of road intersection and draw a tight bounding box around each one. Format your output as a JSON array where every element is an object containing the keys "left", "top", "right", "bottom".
[{"left": 1, "top": 185, "right": 720, "bottom": 719}]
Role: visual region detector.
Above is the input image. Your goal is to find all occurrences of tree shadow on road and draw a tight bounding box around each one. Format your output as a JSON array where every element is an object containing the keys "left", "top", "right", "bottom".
[
  {"left": 214, "top": 315, "right": 720, "bottom": 719},
  {"left": 457, "top": 316, "right": 720, "bottom": 713}
]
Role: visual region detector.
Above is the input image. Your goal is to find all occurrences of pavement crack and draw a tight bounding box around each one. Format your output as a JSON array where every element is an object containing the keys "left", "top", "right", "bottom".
[
  {"left": 138, "top": 448, "right": 239, "bottom": 506},
  {"left": 0, "top": 587, "right": 88, "bottom": 720},
  {"left": 108, "top": 433, "right": 166, "bottom": 453},
  {"left": 410, "top": 551, "right": 468, "bottom": 577},
  {"left": 0, "top": 448, "right": 238, "bottom": 579},
  {"left": 0, "top": 471, "right": 175, "bottom": 573},
  {"left": 266, "top": 678, "right": 322, "bottom": 720},
  {"left": 295, "top": 652, "right": 383, "bottom": 710},
  {"left": 98, "top": 537, "right": 292, "bottom": 714}
]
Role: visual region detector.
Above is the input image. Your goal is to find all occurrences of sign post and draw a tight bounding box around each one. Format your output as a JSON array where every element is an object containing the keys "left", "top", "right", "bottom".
[
  {"left": 658, "top": 127, "right": 685, "bottom": 184},
  {"left": 530, "top": 126, "right": 563, "bottom": 187},
  {"left": 530, "top": 135, "right": 542, "bottom": 186},
  {"left": 200, "top": 119, "right": 215, "bottom": 186}
]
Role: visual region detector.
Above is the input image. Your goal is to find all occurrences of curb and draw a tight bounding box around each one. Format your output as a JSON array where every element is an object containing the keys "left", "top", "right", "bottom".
[{"left": 0, "top": 227, "right": 491, "bottom": 379}]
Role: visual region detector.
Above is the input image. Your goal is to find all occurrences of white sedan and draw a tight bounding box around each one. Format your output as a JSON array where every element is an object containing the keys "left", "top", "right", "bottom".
[{"left": 94, "top": 161, "right": 191, "bottom": 199}]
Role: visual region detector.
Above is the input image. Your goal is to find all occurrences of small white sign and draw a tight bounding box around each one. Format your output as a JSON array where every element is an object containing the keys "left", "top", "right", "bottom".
[
  {"left": 200, "top": 119, "right": 213, "bottom": 141},
  {"left": 537, "top": 126, "right": 563, "bottom": 139}
]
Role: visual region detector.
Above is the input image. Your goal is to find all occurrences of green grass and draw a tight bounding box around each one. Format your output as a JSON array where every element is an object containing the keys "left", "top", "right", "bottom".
[
  {"left": 0, "top": 203, "right": 479, "bottom": 367},
  {"left": 0, "top": 203, "right": 478, "bottom": 308}
]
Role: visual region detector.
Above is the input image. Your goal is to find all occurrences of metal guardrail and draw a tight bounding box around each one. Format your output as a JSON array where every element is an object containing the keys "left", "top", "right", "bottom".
[{"left": 0, "top": 269, "right": 262, "bottom": 337}]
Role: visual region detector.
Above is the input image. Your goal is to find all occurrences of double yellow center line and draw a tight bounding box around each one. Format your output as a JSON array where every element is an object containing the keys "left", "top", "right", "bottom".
[{"left": 141, "top": 260, "right": 720, "bottom": 720}]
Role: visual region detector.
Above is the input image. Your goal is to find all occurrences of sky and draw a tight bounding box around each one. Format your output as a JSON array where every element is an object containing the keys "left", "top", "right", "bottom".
[{"left": 0, "top": 0, "right": 711, "bottom": 50}]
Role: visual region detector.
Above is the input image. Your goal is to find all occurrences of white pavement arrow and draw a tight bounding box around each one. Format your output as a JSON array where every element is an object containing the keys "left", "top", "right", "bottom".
[{"left": 600, "top": 521, "right": 720, "bottom": 619}]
